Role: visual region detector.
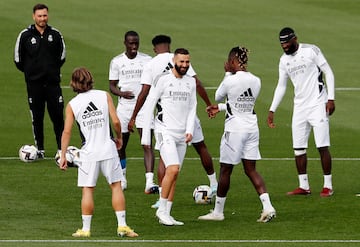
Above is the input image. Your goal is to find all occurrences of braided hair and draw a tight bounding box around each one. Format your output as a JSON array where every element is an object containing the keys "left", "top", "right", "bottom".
[{"left": 229, "top": 46, "right": 249, "bottom": 70}]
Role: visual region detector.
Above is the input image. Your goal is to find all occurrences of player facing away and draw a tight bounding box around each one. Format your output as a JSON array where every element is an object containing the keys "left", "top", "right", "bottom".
[
  {"left": 141, "top": 48, "right": 197, "bottom": 226},
  {"left": 267, "top": 27, "right": 335, "bottom": 197},
  {"left": 128, "top": 35, "right": 218, "bottom": 208},
  {"left": 198, "top": 46, "right": 276, "bottom": 223},
  {"left": 109, "top": 31, "right": 157, "bottom": 193},
  {"left": 59, "top": 67, "right": 138, "bottom": 238}
]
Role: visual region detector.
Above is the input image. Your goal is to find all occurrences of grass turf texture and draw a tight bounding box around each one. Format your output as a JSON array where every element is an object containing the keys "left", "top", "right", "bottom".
[{"left": 0, "top": 0, "right": 360, "bottom": 246}]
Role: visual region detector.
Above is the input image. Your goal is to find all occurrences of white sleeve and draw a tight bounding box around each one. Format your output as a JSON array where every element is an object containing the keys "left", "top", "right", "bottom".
[
  {"left": 320, "top": 62, "right": 335, "bottom": 100},
  {"left": 215, "top": 74, "right": 231, "bottom": 102},
  {"left": 108, "top": 59, "right": 119, "bottom": 81},
  {"left": 140, "top": 85, "right": 161, "bottom": 145},
  {"left": 269, "top": 65, "right": 288, "bottom": 112},
  {"left": 218, "top": 103, "right": 227, "bottom": 111},
  {"left": 186, "top": 83, "right": 197, "bottom": 135},
  {"left": 140, "top": 62, "right": 153, "bottom": 86}
]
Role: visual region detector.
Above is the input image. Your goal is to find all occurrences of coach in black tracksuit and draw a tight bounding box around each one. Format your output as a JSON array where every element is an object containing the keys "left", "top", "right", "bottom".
[{"left": 14, "top": 4, "right": 65, "bottom": 158}]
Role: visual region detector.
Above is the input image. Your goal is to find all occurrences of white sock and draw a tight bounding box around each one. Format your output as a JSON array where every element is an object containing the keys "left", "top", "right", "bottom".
[
  {"left": 207, "top": 173, "right": 218, "bottom": 187},
  {"left": 259, "top": 193, "right": 274, "bottom": 212},
  {"left": 115, "top": 210, "right": 126, "bottom": 227},
  {"left": 166, "top": 201, "right": 173, "bottom": 215},
  {"left": 323, "top": 174, "right": 333, "bottom": 189},
  {"left": 299, "top": 174, "right": 310, "bottom": 190},
  {"left": 145, "top": 172, "right": 154, "bottom": 185},
  {"left": 159, "top": 197, "right": 168, "bottom": 212},
  {"left": 213, "top": 196, "right": 226, "bottom": 215},
  {"left": 158, "top": 187, "right": 162, "bottom": 200},
  {"left": 122, "top": 168, "right": 127, "bottom": 180},
  {"left": 81, "top": 215, "right": 92, "bottom": 231}
]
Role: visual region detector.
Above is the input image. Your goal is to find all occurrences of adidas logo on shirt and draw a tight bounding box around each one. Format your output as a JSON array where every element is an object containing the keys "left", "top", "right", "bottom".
[
  {"left": 82, "top": 102, "right": 103, "bottom": 119},
  {"left": 162, "top": 62, "right": 173, "bottom": 72},
  {"left": 237, "top": 88, "right": 255, "bottom": 102}
]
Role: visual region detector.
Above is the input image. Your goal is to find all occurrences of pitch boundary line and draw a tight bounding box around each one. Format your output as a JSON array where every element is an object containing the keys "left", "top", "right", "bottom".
[
  {"left": 1, "top": 239, "right": 360, "bottom": 243},
  {"left": 62, "top": 86, "right": 360, "bottom": 91},
  {"left": 1, "top": 157, "right": 360, "bottom": 161},
  {"left": 204, "top": 87, "right": 360, "bottom": 91}
]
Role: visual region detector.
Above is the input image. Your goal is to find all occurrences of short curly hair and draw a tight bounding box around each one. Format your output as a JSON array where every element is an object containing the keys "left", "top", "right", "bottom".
[{"left": 152, "top": 35, "right": 171, "bottom": 46}]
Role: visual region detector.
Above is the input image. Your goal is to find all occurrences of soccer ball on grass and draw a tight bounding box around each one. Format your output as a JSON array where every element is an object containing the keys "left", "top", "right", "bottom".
[
  {"left": 193, "top": 185, "right": 212, "bottom": 204},
  {"left": 19, "top": 145, "right": 38, "bottom": 163}
]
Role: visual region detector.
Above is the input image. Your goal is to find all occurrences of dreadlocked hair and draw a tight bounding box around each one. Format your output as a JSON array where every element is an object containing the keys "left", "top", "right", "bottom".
[{"left": 229, "top": 46, "right": 249, "bottom": 70}]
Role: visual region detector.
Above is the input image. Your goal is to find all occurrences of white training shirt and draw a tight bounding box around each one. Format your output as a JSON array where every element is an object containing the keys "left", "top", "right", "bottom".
[
  {"left": 140, "top": 52, "right": 196, "bottom": 86},
  {"left": 141, "top": 70, "right": 197, "bottom": 145},
  {"left": 109, "top": 52, "right": 152, "bottom": 104},
  {"left": 269, "top": 43, "right": 335, "bottom": 112},
  {"left": 69, "top": 90, "right": 118, "bottom": 161},
  {"left": 140, "top": 52, "right": 197, "bottom": 134},
  {"left": 216, "top": 71, "right": 260, "bottom": 133}
]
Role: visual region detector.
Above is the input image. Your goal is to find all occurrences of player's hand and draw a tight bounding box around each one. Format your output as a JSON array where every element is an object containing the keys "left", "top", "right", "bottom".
[
  {"left": 206, "top": 105, "right": 219, "bottom": 118},
  {"left": 128, "top": 118, "right": 135, "bottom": 133},
  {"left": 326, "top": 100, "right": 335, "bottom": 116},
  {"left": 185, "top": 133, "right": 193, "bottom": 144},
  {"left": 59, "top": 156, "right": 68, "bottom": 171},
  {"left": 120, "top": 91, "right": 135, "bottom": 99},
  {"left": 267, "top": 111, "right": 276, "bottom": 128},
  {"left": 115, "top": 137, "right": 123, "bottom": 150}
]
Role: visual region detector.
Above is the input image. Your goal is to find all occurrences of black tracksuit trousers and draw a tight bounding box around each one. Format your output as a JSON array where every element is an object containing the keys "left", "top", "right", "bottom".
[{"left": 26, "top": 83, "right": 64, "bottom": 151}]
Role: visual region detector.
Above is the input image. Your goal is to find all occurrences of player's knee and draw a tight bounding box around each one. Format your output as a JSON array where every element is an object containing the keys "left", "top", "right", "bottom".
[
  {"left": 294, "top": 149, "right": 306, "bottom": 156},
  {"left": 142, "top": 144, "right": 153, "bottom": 151}
]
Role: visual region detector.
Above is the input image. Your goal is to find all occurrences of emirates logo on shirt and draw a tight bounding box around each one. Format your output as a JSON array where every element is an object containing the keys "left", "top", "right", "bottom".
[
  {"left": 234, "top": 88, "right": 255, "bottom": 113},
  {"left": 81, "top": 102, "right": 105, "bottom": 130}
]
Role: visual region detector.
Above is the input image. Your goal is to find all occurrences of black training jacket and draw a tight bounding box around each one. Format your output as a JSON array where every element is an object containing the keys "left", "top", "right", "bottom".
[{"left": 14, "top": 24, "right": 66, "bottom": 84}]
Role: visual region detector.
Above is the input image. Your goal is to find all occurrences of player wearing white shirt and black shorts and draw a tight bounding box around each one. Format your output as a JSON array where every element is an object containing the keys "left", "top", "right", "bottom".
[
  {"left": 141, "top": 48, "right": 197, "bottom": 226},
  {"left": 267, "top": 27, "right": 335, "bottom": 197},
  {"left": 109, "top": 31, "right": 157, "bottom": 193},
  {"left": 198, "top": 46, "right": 276, "bottom": 223}
]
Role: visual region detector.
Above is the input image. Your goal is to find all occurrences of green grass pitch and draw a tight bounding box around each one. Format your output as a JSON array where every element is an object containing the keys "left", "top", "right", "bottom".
[{"left": 0, "top": 0, "right": 359, "bottom": 246}]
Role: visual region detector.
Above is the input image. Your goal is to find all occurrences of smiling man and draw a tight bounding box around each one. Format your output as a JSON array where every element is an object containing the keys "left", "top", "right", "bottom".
[
  {"left": 141, "top": 48, "right": 197, "bottom": 226},
  {"left": 14, "top": 3, "right": 66, "bottom": 160},
  {"left": 108, "top": 31, "right": 156, "bottom": 193}
]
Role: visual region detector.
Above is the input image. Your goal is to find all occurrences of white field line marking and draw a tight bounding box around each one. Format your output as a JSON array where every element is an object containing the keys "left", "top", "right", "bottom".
[
  {"left": 204, "top": 87, "right": 360, "bottom": 91},
  {"left": 1, "top": 157, "right": 360, "bottom": 161},
  {"left": 1, "top": 239, "right": 360, "bottom": 243},
  {"left": 335, "top": 87, "right": 360, "bottom": 91},
  {"left": 62, "top": 86, "right": 360, "bottom": 91}
]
